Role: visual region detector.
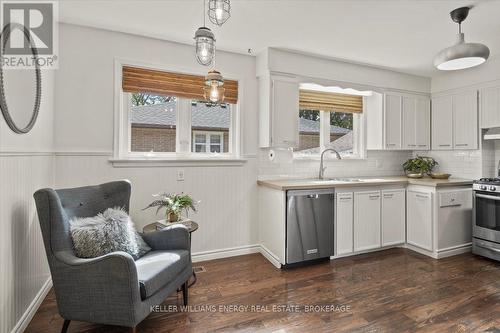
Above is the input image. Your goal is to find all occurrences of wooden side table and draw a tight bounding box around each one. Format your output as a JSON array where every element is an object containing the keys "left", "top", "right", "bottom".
[{"left": 143, "top": 219, "right": 199, "bottom": 287}]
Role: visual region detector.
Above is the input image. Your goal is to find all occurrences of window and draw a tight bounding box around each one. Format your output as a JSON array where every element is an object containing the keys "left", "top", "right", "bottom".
[
  {"left": 130, "top": 93, "right": 177, "bottom": 153},
  {"left": 193, "top": 131, "right": 224, "bottom": 152},
  {"left": 295, "top": 87, "right": 365, "bottom": 158},
  {"left": 118, "top": 64, "right": 239, "bottom": 159}
]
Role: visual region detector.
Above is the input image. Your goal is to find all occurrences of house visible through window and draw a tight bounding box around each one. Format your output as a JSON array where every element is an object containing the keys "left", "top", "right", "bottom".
[{"left": 129, "top": 93, "right": 233, "bottom": 154}]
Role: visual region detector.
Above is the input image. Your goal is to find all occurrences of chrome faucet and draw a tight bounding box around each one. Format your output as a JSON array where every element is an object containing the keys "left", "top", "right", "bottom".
[{"left": 319, "top": 148, "right": 342, "bottom": 179}]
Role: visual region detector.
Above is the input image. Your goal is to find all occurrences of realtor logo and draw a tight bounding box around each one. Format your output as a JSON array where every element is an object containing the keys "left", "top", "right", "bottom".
[{"left": 1, "top": 1, "right": 58, "bottom": 68}]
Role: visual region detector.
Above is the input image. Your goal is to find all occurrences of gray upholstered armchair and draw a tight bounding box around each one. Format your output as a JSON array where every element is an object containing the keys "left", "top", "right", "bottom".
[{"left": 34, "top": 180, "right": 193, "bottom": 333}]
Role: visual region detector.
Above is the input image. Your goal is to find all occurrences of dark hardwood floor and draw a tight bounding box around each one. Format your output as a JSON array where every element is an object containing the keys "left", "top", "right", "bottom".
[{"left": 26, "top": 248, "right": 500, "bottom": 333}]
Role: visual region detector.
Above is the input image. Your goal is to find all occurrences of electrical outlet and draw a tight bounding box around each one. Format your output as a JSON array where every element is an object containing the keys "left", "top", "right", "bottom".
[{"left": 177, "top": 169, "right": 185, "bottom": 181}]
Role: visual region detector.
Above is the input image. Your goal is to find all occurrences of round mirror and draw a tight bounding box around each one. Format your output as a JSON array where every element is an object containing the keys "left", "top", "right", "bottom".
[{"left": 0, "top": 23, "right": 42, "bottom": 134}]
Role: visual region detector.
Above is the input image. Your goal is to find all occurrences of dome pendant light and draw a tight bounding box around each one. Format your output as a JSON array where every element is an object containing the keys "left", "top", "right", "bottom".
[
  {"left": 434, "top": 7, "right": 490, "bottom": 71},
  {"left": 208, "top": 0, "right": 231, "bottom": 26},
  {"left": 194, "top": 0, "right": 216, "bottom": 66}
]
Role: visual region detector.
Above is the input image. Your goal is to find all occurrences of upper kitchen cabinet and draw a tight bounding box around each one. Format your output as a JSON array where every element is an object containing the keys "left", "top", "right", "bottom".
[
  {"left": 432, "top": 90, "right": 478, "bottom": 150},
  {"left": 259, "top": 74, "right": 299, "bottom": 148},
  {"left": 481, "top": 86, "right": 500, "bottom": 129},
  {"left": 431, "top": 96, "right": 453, "bottom": 150},
  {"left": 385, "top": 94, "right": 403, "bottom": 150},
  {"left": 454, "top": 91, "right": 478, "bottom": 150},
  {"left": 402, "top": 96, "right": 430, "bottom": 150},
  {"left": 366, "top": 92, "right": 430, "bottom": 150}
]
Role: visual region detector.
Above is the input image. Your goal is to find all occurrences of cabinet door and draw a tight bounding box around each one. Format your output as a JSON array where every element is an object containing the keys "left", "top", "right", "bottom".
[
  {"left": 381, "top": 189, "right": 406, "bottom": 246},
  {"left": 402, "top": 97, "right": 417, "bottom": 149},
  {"left": 271, "top": 78, "right": 299, "bottom": 148},
  {"left": 481, "top": 86, "right": 500, "bottom": 129},
  {"left": 407, "top": 191, "right": 433, "bottom": 251},
  {"left": 453, "top": 91, "right": 478, "bottom": 150},
  {"left": 385, "top": 94, "right": 402, "bottom": 150},
  {"left": 336, "top": 192, "right": 353, "bottom": 255},
  {"left": 354, "top": 191, "right": 381, "bottom": 252},
  {"left": 415, "top": 98, "right": 430, "bottom": 150},
  {"left": 431, "top": 96, "right": 453, "bottom": 150}
]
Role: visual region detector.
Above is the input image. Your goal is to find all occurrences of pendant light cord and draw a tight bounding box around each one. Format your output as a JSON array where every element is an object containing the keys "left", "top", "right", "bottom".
[{"left": 203, "top": 0, "right": 206, "bottom": 27}]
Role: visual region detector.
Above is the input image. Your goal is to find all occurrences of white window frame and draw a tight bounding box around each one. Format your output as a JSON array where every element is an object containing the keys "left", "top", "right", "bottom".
[
  {"left": 192, "top": 130, "right": 225, "bottom": 153},
  {"left": 112, "top": 58, "right": 243, "bottom": 166},
  {"left": 294, "top": 109, "right": 365, "bottom": 160}
]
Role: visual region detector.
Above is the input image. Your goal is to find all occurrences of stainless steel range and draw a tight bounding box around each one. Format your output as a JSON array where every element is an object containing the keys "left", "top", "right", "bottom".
[{"left": 472, "top": 178, "right": 500, "bottom": 261}]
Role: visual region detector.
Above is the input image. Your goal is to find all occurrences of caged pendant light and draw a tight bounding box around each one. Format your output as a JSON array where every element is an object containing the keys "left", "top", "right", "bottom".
[
  {"left": 434, "top": 6, "right": 490, "bottom": 71},
  {"left": 208, "top": 0, "right": 231, "bottom": 26},
  {"left": 194, "top": 0, "right": 216, "bottom": 66},
  {"left": 203, "top": 69, "right": 225, "bottom": 104}
]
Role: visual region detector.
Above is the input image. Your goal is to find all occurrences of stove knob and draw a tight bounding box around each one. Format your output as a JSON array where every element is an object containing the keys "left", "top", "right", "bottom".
[
  {"left": 480, "top": 185, "right": 488, "bottom": 190},
  {"left": 489, "top": 186, "right": 496, "bottom": 191}
]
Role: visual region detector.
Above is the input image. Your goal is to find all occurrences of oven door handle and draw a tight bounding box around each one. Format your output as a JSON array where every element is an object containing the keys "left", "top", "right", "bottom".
[
  {"left": 475, "top": 193, "right": 500, "bottom": 201},
  {"left": 476, "top": 244, "right": 500, "bottom": 253}
]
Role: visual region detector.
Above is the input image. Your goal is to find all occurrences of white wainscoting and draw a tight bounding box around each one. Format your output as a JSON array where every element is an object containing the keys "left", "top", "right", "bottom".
[
  {"left": 0, "top": 155, "right": 53, "bottom": 333},
  {"left": 53, "top": 153, "right": 259, "bottom": 255}
]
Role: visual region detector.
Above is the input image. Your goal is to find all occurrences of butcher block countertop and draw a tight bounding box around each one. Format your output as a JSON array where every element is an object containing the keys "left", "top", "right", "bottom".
[{"left": 257, "top": 176, "right": 473, "bottom": 191}]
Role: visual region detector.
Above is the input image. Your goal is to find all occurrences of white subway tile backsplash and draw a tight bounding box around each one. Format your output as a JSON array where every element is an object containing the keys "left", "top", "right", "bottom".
[{"left": 258, "top": 149, "right": 412, "bottom": 180}]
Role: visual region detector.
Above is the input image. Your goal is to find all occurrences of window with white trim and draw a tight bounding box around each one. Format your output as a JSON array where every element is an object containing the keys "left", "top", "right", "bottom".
[{"left": 118, "top": 64, "right": 239, "bottom": 159}]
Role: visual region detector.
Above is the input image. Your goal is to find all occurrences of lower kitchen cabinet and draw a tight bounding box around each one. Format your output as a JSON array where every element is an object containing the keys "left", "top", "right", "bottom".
[
  {"left": 381, "top": 189, "right": 406, "bottom": 246},
  {"left": 407, "top": 190, "right": 433, "bottom": 251},
  {"left": 354, "top": 191, "right": 381, "bottom": 252},
  {"left": 336, "top": 192, "right": 353, "bottom": 255}
]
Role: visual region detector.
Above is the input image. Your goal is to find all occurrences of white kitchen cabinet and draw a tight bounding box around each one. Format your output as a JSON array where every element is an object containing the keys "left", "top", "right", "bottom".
[
  {"left": 354, "top": 191, "right": 381, "bottom": 252},
  {"left": 384, "top": 94, "right": 402, "bottom": 150},
  {"left": 407, "top": 190, "right": 433, "bottom": 251},
  {"left": 415, "top": 98, "right": 431, "bottom": 150},
  {"left": 431, "top": 90, "right": 478, "bottom": 150},
  {"left": 336, "top": 192, "right": 353, "bottom": 255},
  {"left": 381, "top": 189, "right": 406, "bottom": 246},
  {"left": 431, "top": 96, "right": 453, "bottom": 150},
  {"left": 402, "top": 97, "right": 416, "bottom": 149},
  {"left": 402, "top": 96, "right": 430, "bottom": 150},
  {"left": 453, "top": 91, "right": 478, "bottom": 150},
  {"left": 481, "top": 86, "right": 500, "bottom": 129},
  {"left": 258, "top": 74, "right": 299, "bottom": 148}
]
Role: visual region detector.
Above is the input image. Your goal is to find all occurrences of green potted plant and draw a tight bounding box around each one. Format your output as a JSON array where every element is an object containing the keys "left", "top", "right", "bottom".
[
  {"left": 402, "top": 156, "right": 438, "bottom": 178},
  {"left": 143, "top": 193, "right": 199, "bottom": 222}
]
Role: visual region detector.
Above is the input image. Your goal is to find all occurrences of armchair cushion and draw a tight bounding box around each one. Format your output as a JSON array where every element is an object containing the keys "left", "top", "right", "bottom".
[
  {"left": 135, "top": 250, "right": 190, "bottom": 300},
  {"left": 70, "top": 207, "right": 151, "bottom": 259}
]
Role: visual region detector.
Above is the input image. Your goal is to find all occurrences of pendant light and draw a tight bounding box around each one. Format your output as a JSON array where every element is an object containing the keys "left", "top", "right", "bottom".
[
  {"left": 194, "top": 0, "right": 216, "bottom": 66},
  {"left": 204, "top": 70, "right": 225, "bottom": 104},
  {"left": 434, "top": 7, "right": 490, "bottom": 71},
  {"left": 208, "top": 0, "right": 231, "bottom": 26}
]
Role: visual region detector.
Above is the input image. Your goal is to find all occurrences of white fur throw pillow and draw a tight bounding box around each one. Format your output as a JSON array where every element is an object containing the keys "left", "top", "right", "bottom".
[{"left": 69, "top": 207, "right": 151, "bottom": 260}]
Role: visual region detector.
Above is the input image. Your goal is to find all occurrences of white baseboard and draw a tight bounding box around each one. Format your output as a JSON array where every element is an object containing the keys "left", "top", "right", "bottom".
[
  {"left": 192, "top": 244, "right": 260, "bottom": 262},
  {"left": 11, "top": 277, "right": 52, "bottom": 333},
  {"left": 436, "top": 243, "right": 472, "bottom": 259},
  {"left": 259, "top": 245, "right": 282, "bottom": 268}
]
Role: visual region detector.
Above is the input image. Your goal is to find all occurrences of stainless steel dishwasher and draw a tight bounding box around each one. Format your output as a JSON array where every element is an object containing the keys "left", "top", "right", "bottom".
[{"left": 286, "top": 189, "right": 334, "bottom": 265}]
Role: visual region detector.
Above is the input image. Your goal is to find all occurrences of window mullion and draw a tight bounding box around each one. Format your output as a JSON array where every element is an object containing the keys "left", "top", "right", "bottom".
[
  {"left": 319, "top": 110, "right": 330, "bottom": 150},
  {"left": 176, "top": 98, "right": 192, "bottom": 153}
]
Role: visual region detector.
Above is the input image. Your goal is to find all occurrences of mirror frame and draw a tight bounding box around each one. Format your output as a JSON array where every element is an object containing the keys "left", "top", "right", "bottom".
[{"left": 0, "top": 23, "right": 42, "bottom": 134}]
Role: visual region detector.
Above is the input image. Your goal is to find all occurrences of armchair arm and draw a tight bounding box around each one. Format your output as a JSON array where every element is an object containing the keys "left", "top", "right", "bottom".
[
  {"left": 142, "top": 224, "right": 190, "bottom": 251},
  {"left": 52, "top": 250, "right": 142, "bottom": 326}
]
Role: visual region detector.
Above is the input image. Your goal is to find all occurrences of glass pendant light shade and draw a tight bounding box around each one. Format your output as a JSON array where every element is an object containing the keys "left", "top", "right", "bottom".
[
  {"left": 194, "top": 27, "right": 216, "bottom": 66},
  {"left": 203, "top": 70, "right": 225, "bottom": 103},
  {"left": 434, "top": 33, "right": 490, "bottom": 70},
  {"left": 434, "top": 6, "right": 490, "bottom": 71},
  {"left": 208, "top": 0, "right": 231, "bottom": 26}
]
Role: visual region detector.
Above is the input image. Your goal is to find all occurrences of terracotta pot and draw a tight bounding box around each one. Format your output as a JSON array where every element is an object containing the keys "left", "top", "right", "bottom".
[{"left": 168, "top": 212, "right": 179, "bottom": 222}]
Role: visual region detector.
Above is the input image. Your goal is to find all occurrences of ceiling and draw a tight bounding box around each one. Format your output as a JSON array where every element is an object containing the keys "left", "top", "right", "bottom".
[{"left": 58, "top": 0, "right": 500, "bottom": 77}]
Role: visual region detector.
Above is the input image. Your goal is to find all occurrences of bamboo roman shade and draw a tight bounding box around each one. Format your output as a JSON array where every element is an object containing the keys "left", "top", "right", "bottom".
[
  {"left": 299, "top": 89, "right": 363, "bottom": 113},
  {"left": 122, "top": 66, "right": 238, "bottom": 104}
]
